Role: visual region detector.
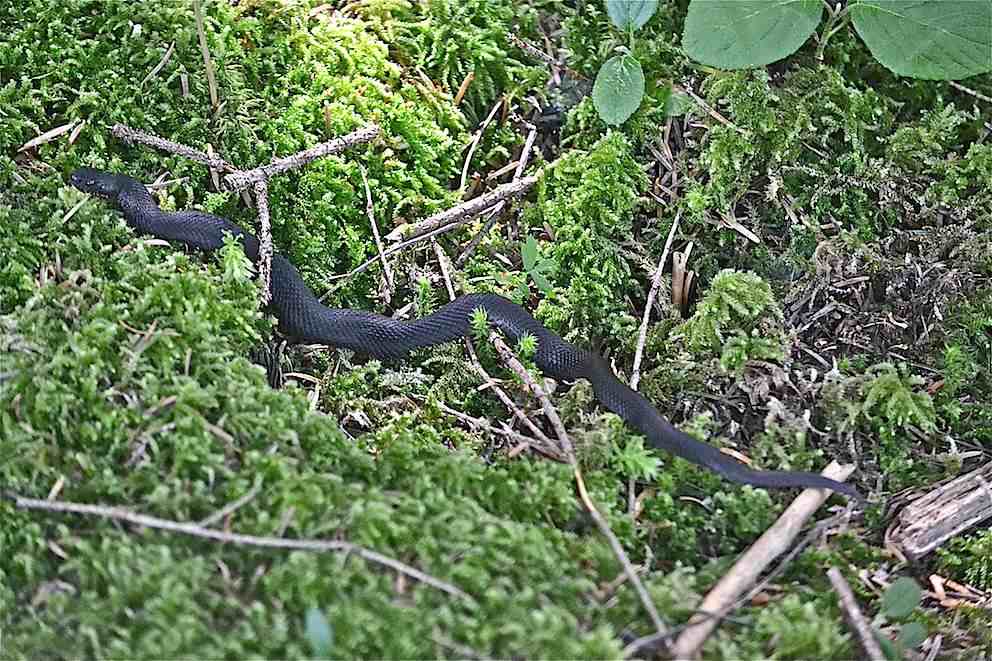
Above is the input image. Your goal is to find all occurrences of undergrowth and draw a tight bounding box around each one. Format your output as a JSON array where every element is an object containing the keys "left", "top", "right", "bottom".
[{"left": 2, "top": 0, "right": 991, "bottom": 657}]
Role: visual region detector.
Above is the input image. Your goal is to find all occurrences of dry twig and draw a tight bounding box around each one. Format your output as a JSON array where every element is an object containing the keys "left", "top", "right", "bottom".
[
  {"left": 949, "top": 80, "right": 992, "bottom": 105},
  {"left": 630, "top": 209, "right": 681, "bottom": 391},
  {"left": 253, "top": 179, "right": 273, "bottom": 304},
  {"left": 460, "top": 99, "right": 504, "bottom": 191},
  {"left": 192, "top": 0, "right": 219, "bottom": 109},
  {"left": 18, "top": 120, "right": 81, "bottom": 153},
  {"left": 360, "top": 164, "right": 394, "bottom": 299},
  {"left": 141, "top": 41, "right": 176, "bottom": 86},
  {"left": 225, "top": 125, "right": 380, "bottom": 190},
  {"left": 387, "top": 172, "right": 541, "bottom": 243},
  {"left": 7, "top": 492, "right": 474, "bottom": 602},
  {"left": 669, "top": 461, "right": 856, "bottom": 658},
  {"left": 197, "top": 482, "right": 263, "bottom": 528},
  {"left": 112, "top": 124, "right": 234, "bottom": 171},
  {"left": 827, "top": 566, "right": 886, "bottom": 661},
  {"left": 456, "top": 124, "right": 538, "bottom": 267}
]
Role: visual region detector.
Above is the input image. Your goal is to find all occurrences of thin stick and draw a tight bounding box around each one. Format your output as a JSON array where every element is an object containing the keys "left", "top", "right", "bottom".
[
  {"left": 18, "top": 120, "right": 81, "bottom": 152},
  {"left": 949, "top": 80, "right": 992, "bottom": 105},
  {"left": 435, "top": 401, "right": 564, "bottom": 461},
  {"left": 329, "top": 216, "right": 488, "bottom": 287},
  {"left": 456, "top": 124, "right": 538, "bottom": 268},
  {"left": 192, "top": 0, "right": 219, "bottom": 109},
  {"left": 141, "top": 41, "right": 176, "bottom": 86},
  {"left": 112, "top": 124, "right": 234, "bottom": 171},
  {"left": 827, "top": 567, "right": 886, "bottom": 661},
  {"left": 490, "top": 334, "right": 667, "bottom": 636},
  {"left": 198, "top": 482, "right": 263, "bottom": 527},
  {"left": 630, "top": 209, "right": 681, "bottom": 391},
  {"left": 491, "top": 334, "right": 574, "bottom": 458},
  {"left": 454, "top": 207, "right": 503, "bottom": 268},
  {"left": 677, "top": 84, "right": 747, "bottom": 136},
  {"left": 669, "top": 461, "right": 856, "bottom": 659},
  {"left": 253, "top": 179, "right": 273, "bottom": 304},
  {"left": 386, "top": 172, "right": 540, "bottom": 243},
  {"left": 7, "top": 492, "right": 474, "bottom": 603},
  {"left": 224, "top": 125, "right": 380, "bottom": 190},
  {"left": 460, "top": 99, "right": 504, "bottom": 191},
  {"left": 453, "top": 71, "right": 475, "bottom": 106},
  {"left": 360, "top": 164, "right": 394, "bottom": 298}
]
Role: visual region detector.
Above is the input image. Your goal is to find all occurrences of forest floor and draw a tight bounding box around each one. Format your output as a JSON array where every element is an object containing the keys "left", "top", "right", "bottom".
[{"left": 2, "top": 1, "right": 991, "bottom": 659}]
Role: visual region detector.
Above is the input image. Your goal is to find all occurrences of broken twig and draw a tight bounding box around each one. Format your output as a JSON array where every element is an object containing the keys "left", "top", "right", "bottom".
[
  {"left": 224, "top": 125, "right": 380, "bottom": 190},
  {"left": 827, "top": 566, "right": 886, "bottom": 661},
  {"left": 7, "top": 492, "right": 474, "bottom": 603}
]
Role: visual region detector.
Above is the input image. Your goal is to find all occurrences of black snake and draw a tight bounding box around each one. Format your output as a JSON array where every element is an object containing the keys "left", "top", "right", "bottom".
[{"left": 69, "top": 168, "right": 860, "bottom": 499}]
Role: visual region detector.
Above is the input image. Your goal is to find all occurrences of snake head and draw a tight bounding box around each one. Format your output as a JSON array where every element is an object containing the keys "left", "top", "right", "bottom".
[{"left": 70, "top": 168, "right": 123, "bottom": 199}]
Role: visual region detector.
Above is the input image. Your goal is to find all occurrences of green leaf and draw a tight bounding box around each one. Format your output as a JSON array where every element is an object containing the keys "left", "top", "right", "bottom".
[
  {"left": 881, "top": 577, "right": 921, "bottom": 619},
  {"left": 897, "top": 621, "right": 927, "bottom": 649},
  {"left": 522, "top": 235, "right": 538, "bottom": 272},
  {"left": 682, "top": 0, "right": 823, "bottom": 69},
  {"left": 304, "top": 607, "right": 333, "bottom": 657},
  {"left": 593, "top": 55, "right": 645, "bottom": 126},
  {"left": 606, "top": 0, "right": 659, "bottom": 30},
  {"left": 531, "top": 270, "right": 553, "bottom": 294},
  {"left": 664, "top": 90, "right": 692, "bottom": 117},
  {"left": 850, "top": 0, "right": 992, "bottom": 80},
  {"left": 876, "top": 633, "right": 900, "bottom": 661}
]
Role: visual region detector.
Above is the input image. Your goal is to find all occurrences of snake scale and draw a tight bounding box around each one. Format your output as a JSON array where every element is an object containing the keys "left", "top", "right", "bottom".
[{"left": 70, "top": 167, "right": 860, "bottom": 499}]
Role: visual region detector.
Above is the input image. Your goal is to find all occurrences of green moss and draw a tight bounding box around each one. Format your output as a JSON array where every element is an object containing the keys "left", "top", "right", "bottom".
[
  {"left": 707, "top": 594, "right": 852, "bottom": 660},
  {"left": 937, "top": 529, "right": 992, "bottom": 592},
  {"left": 519, "top": 131, "right": 648, "bottom": 347},
  {"left": 680, "top": 269, "right": 787, "bottom": 373}
]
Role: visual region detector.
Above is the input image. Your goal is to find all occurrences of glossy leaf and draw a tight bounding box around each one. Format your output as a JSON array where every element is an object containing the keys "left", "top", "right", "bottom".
[
  {"left": 881, "top": 577, "right": 921, "bottom": 619},
  {"left": 593, "top": 55, "right": 645, "bottom": 126},
  {"left": 606, "top": 0, "right": 659, "bottom": 30},
  {"left": 850, "top": 0, "right": 992, "bottom": 80},
  {"left": 682, "top": 0, "right": 823, "bottom": 69}
]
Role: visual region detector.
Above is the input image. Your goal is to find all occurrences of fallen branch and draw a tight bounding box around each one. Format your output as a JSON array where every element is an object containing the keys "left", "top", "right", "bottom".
[
  {"left": 224, "top": 125, "right": 380, "bottom": 190},
  {"left": 6, "top": 491, "right": 474, "bottom": 603},
  {"left": 386, "top": 172, "right": 541, "bottom": 243},
  {"left": 669, "top": 461, "right": 856, "bottom": 659},
  {"left": 253, "top": 179, "right": 273, "bottom": 304},
  {"left": 827, "top": 567, "right": 886, "bottom": 661},
  {"left": 889, "top": 460, "right": 992, "bottom": 560},
  {"left": 112, "top": 124, "right": 234, "bottom": 172}
]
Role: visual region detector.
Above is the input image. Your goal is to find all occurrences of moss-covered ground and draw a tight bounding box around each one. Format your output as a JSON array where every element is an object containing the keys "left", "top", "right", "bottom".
[{"left": 2, "top": 0, "right": 991, "bottom": 658}]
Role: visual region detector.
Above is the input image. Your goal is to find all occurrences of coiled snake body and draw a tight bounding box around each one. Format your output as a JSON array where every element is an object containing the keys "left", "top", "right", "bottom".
[{"left": 70, "top": 168, "right": 859, "bottom": 499}]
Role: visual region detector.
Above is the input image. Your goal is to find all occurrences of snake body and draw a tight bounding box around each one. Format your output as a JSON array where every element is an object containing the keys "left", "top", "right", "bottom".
[{"left": 69, "top": 168, "right": 859, "bottom": 499}]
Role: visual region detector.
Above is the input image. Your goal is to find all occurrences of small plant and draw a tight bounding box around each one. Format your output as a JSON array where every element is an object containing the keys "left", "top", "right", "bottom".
[
  {"left": 861, "top": 363, "right": 936, "bottom": 433},
  {"left": 592, "top": 1, "right": 686, "bottom": 126},
  {"left": 937, "top": 529, "right": 992, "bottom": 591},
  {"left": 681, "top": 269, "right": 787, "bottom": 372},
  {"left": 682, "top": 0, "right": 992, "bottom": 81},
  {"left": 872, "top": 577, "right": 927, "bottom": 659},
  {"left": 520, "top": 234, "right": 555, "bottom": 294}
]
